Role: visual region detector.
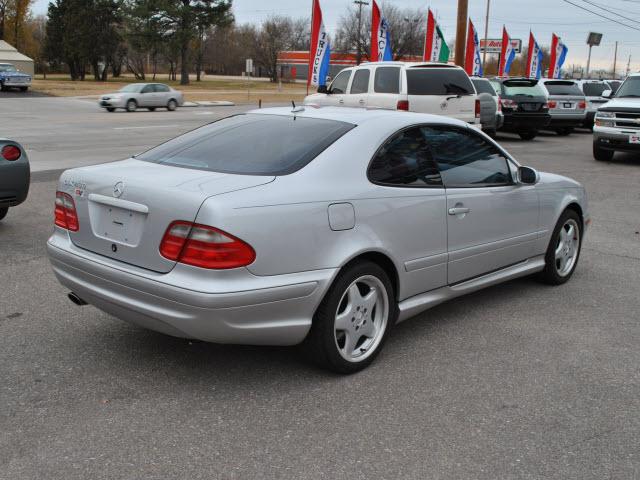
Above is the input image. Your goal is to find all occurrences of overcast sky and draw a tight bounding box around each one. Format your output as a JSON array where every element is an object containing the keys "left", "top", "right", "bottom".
[{"left": 32, "top": 0, "right": 640, "bottom": 72}]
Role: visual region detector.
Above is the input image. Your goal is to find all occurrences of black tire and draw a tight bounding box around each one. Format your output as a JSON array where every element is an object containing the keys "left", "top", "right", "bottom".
[
  {"left": 148, "top": 107, "right": 156, "bottom": 112},
  {"left": 593, "top": 142, "right": 614, "bottom": 161},
  {"left": 125, "top": 99, "right": 137, "bottom": 112},
  {"left": 486, "top": 129, "right": 497, "bottom": 138},
  {"left": 519, "top": 131, "right": 537, "bottom": 141},
  {"left": 19, "top": 87, "right": 28, "bottom": 92},
  {"left": 167, "top": 99, "right": 177, "bottom": 111},
  {"left": 106, "top": 107, "right": 116, "bottom": 112},
  {"left": 537, "top": 209, "right": 583, "bottom": 285},
  {"left": 0, "top": 82, "right": 6, "bottom": 92},
  {"left": 304, "top": 260, "right": 397, "bottom": 374},
  {"left": 0, "top": 207, "right": 7, "bottom": 221}
]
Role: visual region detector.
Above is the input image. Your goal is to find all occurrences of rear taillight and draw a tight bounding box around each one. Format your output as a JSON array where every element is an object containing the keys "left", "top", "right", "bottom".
[
  {"left": 54, "top": 191, "right": 79, "bottom": 232},
  {"left": 160, "top": 221, "right": 256, "bottom": 270},
  {"left": 497, "top": 96, "right": 502, "bottom": 112},
  {"left": 500, "top": 98, "right": 517, "bottom": 110},
  {"left": 396, "top": 100, "right": 409, "bottom": 111},
  {"left": 548, "top": 100, "right": 557, "bottom": 109},
  {"left": 1, "top": 145, "right": 21, "bottom": 161},
  {"left": 578, "top": 101, "right": 587, "bottom": 110},
  {"left": 475, "top": 99, "right": 481, "bottom": 118}
]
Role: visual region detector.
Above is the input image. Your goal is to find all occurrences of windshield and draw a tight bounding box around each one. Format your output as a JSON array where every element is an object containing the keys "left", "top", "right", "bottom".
[
  {"left": 137, "top": 114, "right": 355, "bottom": 175},
  {"left": 582, "top": 82, "right": 608, "bottom": 97},
  {"left": 502, "top": 80, "right": 546, "bottom": 97},
  {"left": 614, "top": 77, "right": 640, "bottom": 98},
  {"left": 472, "top": 79, "right": 497, "bottom": 96},
  {"left": 119, "top": 84, "right": 145, "bottom": 93},
  {"left": 544, "top": 81, "right": 583, "bottom": 96},
  {"left": 608, "top": 81, "right": 622, "bottom": 93},
  {"left": 0, "top": 64, "right": 17, "bottom": 73},
  {"left": 406, "top": 69, "right": 475, "bottom": 96}
]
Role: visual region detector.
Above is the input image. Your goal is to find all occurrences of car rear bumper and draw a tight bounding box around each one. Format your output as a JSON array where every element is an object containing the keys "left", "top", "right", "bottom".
[
  {"left": 547, "top": 113, "right": 586, "bottom": 128},
  {"left": 594, "top": 127, "right": 640, "bottom": 152},
  {"left": 501, "top": 113, "right": 551, "bottom": 131},
  {"left": 46, "top": 230, "right": 335, "bottom": 346},
  {"left": 0, "top": 159, "right": 30, "bottom": 208}
]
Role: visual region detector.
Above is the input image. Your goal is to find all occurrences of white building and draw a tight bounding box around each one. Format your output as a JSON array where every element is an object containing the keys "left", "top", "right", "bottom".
[{"left": 0, "top": 40, "right": 34, "bottom": 76}]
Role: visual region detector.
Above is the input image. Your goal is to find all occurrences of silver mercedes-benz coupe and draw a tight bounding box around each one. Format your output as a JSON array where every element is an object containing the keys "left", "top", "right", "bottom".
[{"left": 47, "top": 107, "right": 589, "bottom": 373}]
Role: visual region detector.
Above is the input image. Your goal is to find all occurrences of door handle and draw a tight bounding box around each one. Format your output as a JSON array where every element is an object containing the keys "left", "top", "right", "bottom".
[
  {"left": 448, "top": 207, "right": 471, "bottom": 216},
  {"left": 339, "top": 99, "right": 345, "bottom": 104},
  {"left": 359, "top": 99, "right": 365, "bottom": 104}
]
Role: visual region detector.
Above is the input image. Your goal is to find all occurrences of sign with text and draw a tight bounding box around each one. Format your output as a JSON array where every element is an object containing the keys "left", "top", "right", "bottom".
[{"left": 480, "top": 38, "right": 522, "bottom": 54}]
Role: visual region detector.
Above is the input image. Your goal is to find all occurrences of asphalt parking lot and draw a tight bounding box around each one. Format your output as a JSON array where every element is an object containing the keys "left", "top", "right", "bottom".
[{"left": 1, "top": 98, "right": 639, "bottom": 479}]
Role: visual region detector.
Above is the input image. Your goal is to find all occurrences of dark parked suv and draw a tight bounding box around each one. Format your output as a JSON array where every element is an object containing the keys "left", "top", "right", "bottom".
[{"left": 490, "top": 78, "right": 551, "bottom": 140}]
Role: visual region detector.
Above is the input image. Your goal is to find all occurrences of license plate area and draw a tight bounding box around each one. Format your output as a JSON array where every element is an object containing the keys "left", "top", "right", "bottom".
[
  {"left": 561, "top": 102, "right": 574, "bottom": 109},
  {"left": 88, "top": 202, "right": 146, "bottom": 246},
  {"left": 629, "top": 134, "right": 640, "bottom": 144}
]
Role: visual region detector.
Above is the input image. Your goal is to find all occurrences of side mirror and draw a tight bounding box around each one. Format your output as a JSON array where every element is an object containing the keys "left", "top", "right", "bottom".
[
  {"left": 519, "top": 166, "right": 539, "bottom": 185},
  {"left": 602, "top": 89, "right": 613, "bottom": 99},
  {"left": 317, "top": 85, "right": 329, "bottom": 94}
]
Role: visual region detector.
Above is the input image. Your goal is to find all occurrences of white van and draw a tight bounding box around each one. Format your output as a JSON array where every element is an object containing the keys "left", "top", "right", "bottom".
[{"left": 304, "top": 62, "right": 480, "bottom": 125}]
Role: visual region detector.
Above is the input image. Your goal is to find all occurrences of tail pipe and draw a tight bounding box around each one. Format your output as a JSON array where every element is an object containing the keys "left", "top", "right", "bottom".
[{"left": 68, "top": 292, "right": 88, "bottom": 306}]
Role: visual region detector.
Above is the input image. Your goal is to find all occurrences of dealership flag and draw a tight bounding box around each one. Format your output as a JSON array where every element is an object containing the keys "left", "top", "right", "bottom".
[
  {"left": 464, "top": 19, "right": 483, "bottom": 77},
  {"left": 526, "top": 32, "right": 543, "bottom": 79},
  {"left": 498, "top": 26, "right": 516, "bottom": 76},
  {"left": 549, "top": 33, "right": 568, "bottom": 79},
  {"left": 371, "top": 0, "right": 393, "bottom": 62},
  {"left": 423, "top": 9, "right": 450, "bottom": 63},
  {"left": 308, "top": 0, "right": 331, "bottom": 87}
]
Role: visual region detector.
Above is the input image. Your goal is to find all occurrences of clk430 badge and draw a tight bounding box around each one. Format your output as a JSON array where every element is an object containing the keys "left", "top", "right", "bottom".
[{"left": 63, "top": 179, "right": 87, "bottom": 197}]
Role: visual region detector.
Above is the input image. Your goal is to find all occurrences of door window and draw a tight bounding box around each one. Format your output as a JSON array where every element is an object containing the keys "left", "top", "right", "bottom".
[
  {"left": 141, "top": 85, "right": 154, "bottom": 94},
  {"left": 421, "top": 126, "right": 512, "bottom": 187},
  {"left": 330, "top": 70, "right": 352, "bottom": 94},
  {"left": 374, "top": 67, "right": 401, "bottom": 94},
  {"left": 368, "top": 127, "right": 443, "bottom": 187},
  {"left": 350, "top": 69, "right": 371, "bottom": 94},
  {"left": 154, "top": 84, "right": 170, "bottom": 93}
]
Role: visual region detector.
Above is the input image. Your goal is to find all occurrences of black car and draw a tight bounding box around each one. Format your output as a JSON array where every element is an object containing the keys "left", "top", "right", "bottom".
[
  {"left": 490, "top": 78, "right": 551, "bottom": 140},
  {"left": 0, "top": 139, "right": 30, "bottom": 221}
]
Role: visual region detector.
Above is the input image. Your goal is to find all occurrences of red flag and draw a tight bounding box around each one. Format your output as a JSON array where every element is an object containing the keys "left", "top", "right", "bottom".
[
  {"left": 423, "top": 9, "right": 436, "bottom": 62},
  {"left": 371, "top": 0, "right": 381, "bottom": 62}
]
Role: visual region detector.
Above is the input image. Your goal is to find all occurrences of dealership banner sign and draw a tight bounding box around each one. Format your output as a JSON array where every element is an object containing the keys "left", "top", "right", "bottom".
[
  {"left": 423, "top": 9, "right": 450, "bottom": 63},
  {"left": 465, "top": 19, "right": 483, "bottom": 77},
  {"left": 308, "top": 0, "right": 331, "bottom": 87},
  {"left": 371, "top": 0, "right": 393, "bottom": 62},
  {"left": 498, "top": 27, "right": 516, "bottom": 76},
  {"left": 549, "top": 33, "right": 568, "bottom": 79},
  {"left": 526, "top": 32, "right": 544, "bottom": 79}
]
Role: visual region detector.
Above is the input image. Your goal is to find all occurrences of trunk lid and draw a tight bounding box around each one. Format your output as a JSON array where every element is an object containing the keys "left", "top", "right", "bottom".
[{"left": 59, "top": 159, "right": 274, "bottom": 273}]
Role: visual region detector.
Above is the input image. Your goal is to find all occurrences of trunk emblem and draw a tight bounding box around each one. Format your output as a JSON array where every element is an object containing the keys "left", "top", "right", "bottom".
[{"left": 113, "top": 182, "right": 125, "bottom": 198}]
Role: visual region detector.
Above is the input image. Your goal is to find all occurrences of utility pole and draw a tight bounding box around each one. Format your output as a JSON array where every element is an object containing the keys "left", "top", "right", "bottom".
[
  {"left": 627, "top": 55, "right": 632, "bottom": 77},
  {"left": 455, "top": 0, "right": 469, "bottom": 67},
  {"left": 354, "top": 0, "right": 370, "bottom": 65},
  {"left": 613, "top": 41, "right": 618, "bottom": 79},
  {"left": 482, "top": 0, "right": 491, "bottom": 69}
]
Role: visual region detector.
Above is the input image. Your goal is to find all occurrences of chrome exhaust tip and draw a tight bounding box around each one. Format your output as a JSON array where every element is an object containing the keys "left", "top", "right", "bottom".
[{"left": 68, "top": 292, "right": 88, "bottom": 306}]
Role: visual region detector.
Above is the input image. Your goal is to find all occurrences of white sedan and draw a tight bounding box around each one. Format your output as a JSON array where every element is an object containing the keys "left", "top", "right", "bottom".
[{"left": 99, "top": 83, "right": 184, "bottom": 112}]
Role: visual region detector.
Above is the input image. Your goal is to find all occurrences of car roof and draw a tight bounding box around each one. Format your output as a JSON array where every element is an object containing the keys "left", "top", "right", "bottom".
[
  {"left": 248, "top": 106, "right": 469, "bottom": 128},
  {"left": 357, "top": 61, "right": 463, "bottom": 70}
]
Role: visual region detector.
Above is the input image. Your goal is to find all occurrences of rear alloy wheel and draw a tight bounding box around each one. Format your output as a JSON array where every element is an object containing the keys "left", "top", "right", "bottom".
[
  {"left": 167, "top": 99, "right": 177, "bottom": 111},
  {"left": 125, "top": 99, "right": 137, "bottom": 112},
  {"left": 538, "top": 210, "right": 582, "bottom": 285},
  {"left": 519, "top": 131, "right": 537, "bottom": 141},
  {"left": 593, "top": 142, "right": 614, "bottom": 161},
  {"left": 305, "top": 261, "right": 397, "bottom": 373},
  {"left": 0, "top": 207, "right": 7, "bottom": 221}
]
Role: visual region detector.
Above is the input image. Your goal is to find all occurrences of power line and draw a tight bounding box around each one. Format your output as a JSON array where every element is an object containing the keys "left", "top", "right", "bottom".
[
  {"left": 561, "top": 0, "right": 640, "bottom": 31},
  {"left": 579, "top": 0, "right": 640, "bottom": 22}
]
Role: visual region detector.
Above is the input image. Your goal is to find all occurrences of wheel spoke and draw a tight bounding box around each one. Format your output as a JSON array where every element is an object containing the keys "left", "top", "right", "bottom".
[
  {"left": 566, "top": 224, "right": 576, "bottom": 240},
  {"left": 362, "top": 288, "right": 378, "bottom": 313},
  {"left": 347, "top": 283, "right": 364, "bottom": 304},
  {"left": 359, "top": 318, "right": 376, "bottom": 338},
  {"left": 555, "top": 241, "right": 564, "bottom": 260},
  {"left": 335, "top": 304, "right": 354, "bottom": 331},
  {"left": 342, "top": 331, "right": 359, "bottom": 357}
]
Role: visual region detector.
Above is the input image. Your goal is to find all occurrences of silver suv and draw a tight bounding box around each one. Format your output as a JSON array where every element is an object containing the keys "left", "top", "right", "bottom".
[{"left": 593, "top": 73, "right": 640, "bottom": 161}]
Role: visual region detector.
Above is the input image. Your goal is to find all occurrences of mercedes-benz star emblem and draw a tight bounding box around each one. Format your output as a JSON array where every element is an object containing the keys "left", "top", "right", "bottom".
[{"left": 113, "top": 181, "right": 125, "bottom": 198}]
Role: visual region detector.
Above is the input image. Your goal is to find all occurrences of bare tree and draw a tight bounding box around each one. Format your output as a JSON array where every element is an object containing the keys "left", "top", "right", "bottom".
[{"left": 254, "top": 16, "right": 308, "bottom": 82}]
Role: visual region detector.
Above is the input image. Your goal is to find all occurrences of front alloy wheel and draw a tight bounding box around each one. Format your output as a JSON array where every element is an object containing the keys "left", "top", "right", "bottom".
[
  {"left": 305, "top": 261, "right": 396, "bottom": 373},
  {"left": 539, "top": 210, "right": 582, "bottom": 285},
  {"left": 126, "top": 100, "right": 137, "bottom": 112}
]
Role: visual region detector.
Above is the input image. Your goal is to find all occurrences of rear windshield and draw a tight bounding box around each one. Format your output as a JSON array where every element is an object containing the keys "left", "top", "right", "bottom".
[
  {"left": 407, "top": 68, "right": 475, "bottom": 95},
  {"left": 502, "top": 80, "right": 546, "bottom": 97},
  {"left": 544, "top": 81, "right": 583, "bottom": 96},
  {"left": 137, "top": 114, "right": 354, "bottom": 176},
  {"left": 472, "top": 79, "right": 496, "bottom": 96},
  {"left": 582, "top": 82, "right": 608, "bottom": 97},
  {"left": 608, "top": 81, "right": 622, "bottom": 93}
]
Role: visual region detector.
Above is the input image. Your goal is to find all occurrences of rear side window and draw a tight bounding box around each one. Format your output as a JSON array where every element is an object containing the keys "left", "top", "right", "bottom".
[
  {"left": 350, "top": 69, "right": 370, "bottom": 94},
  {"left": 374, "top": 67, "right": 401, "bottom": 94},
  {"left": 472, "top": 79, "right": 496, "bottom": 96},
  {"left": 137, "top": 114, "right": 354, "bottom": 176},
  {"left": 368, "top": 127, "right": 443, "bottom": 187},
  {"left": 407, "top": 69, "right": 474, "bottom": 95},
  {"left": 421, "top": 126, "right": 511, "bottom": 187},
  {"left": 330, "top": 70, "right": 352, "bottom": 94},
  {"left": 141, "top": 84, "right": 154, "bottom": 94},
  {"left": 544, "top": 81, "right": 582, "bottom": 96},
  {"left": 154, "top": 84, "right": 170, "bottom": 93},
  {"left": 582, "top": 82, "right": 607, "bottom": 97}
]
